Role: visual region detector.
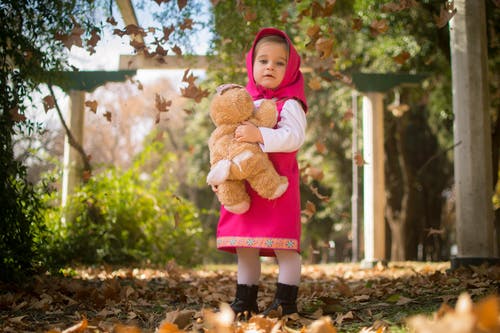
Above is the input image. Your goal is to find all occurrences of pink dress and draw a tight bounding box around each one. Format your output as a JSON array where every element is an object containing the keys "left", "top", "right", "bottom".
[
  {"left": 216, "top": 100, "right": 301, "bottom": 257},
  {"left": 216, "top": 27, "right": 307, "bottom": 257}
]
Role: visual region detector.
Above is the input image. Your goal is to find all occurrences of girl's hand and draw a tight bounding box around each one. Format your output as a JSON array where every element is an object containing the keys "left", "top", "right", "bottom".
[{"left": 235, "top": 121, "right": 264, "bottom": 143}]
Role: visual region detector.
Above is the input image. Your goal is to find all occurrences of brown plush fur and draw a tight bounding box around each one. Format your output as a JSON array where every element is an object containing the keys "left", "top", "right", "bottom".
[{"left": 207, "top": 84, "right": 289, "bottom": 214}]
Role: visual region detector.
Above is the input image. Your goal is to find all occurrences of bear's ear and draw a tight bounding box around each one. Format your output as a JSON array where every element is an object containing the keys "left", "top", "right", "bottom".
[{"left": 216, "top": 83, "right": 244, "bottom": 95}]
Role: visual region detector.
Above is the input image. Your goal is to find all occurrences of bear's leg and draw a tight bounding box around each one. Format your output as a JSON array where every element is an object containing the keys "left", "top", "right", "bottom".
[
  {"left": 246, "top": 158, "right": 288, "bottom": 200},
  {"left": 217, "top": 180, "right": 251, "bottom": 214},
  {"left": 269, "top": 181, "right": 288, "bottom": 199}
]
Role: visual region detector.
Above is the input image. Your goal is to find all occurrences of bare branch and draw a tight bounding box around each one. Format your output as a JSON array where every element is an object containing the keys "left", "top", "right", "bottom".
[{"left": 48, "top": 84, "right": 92, "bottom": 180}]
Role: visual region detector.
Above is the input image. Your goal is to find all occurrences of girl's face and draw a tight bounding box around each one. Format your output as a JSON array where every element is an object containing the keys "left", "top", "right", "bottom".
[{"left": 252, "top": 41, "right": 288, "bottom": 90}]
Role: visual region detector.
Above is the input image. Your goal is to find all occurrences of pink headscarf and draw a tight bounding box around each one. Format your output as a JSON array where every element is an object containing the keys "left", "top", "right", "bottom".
[{"left": 245, "top": 27, "right": 308, "bottom": 112}]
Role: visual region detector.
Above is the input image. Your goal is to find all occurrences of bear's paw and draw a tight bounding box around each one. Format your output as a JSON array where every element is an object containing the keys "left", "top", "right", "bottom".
[{"left": 207, "top": 159, "right": 231, "bottom": 185}]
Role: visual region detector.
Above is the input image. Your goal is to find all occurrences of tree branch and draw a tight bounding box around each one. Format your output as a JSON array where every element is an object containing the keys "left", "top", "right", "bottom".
[
  {"left": 48, "top": 84, "right": 92, "bottom": 180},
  {"left": 415, "top": 141, "right": 462, "bottom": 178}
]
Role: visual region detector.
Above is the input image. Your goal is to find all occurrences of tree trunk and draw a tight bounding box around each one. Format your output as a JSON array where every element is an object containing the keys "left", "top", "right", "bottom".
[
  {"left": 386, "top": 205, "right": 406, "bottom": 261},
  {"left": 491, "top": 83, "right": 500, "bottom": 253},
  {"left": 385, "top": 109, "right": 409, "bottom": 261},
  {"left": 385, "top": 98, "right": 451, "bottom": 261}
]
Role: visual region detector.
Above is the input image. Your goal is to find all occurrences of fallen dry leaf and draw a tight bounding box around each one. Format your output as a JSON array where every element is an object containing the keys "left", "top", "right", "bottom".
[
  {"left": 407, "top": 292, "right": 500, "bottom": 333},
  {"left": 315, "top": 37, "right": 334, "bottom": 60},
  {"left": 85, "top": 100, "right": 98, "bottom": 113},
  {"left": 55, "top": 25, "right": 84, "bottom": 50},
  {"left": 305, "top": 166, "right": 324, "bottom": 181},
  {"left": 435, "top": 2, "right": 457, "bottom": 28},
  {"left": 309, "top": 316, "right": 337, "bottom": 333},
  {"left": 0, "top": 263, "right": 496, "bottom": 333},
  {"left": 381, "top": 0, "right": 417, "bottom": 13},
  {"left": 114, "top": 324, "right": 142, "bottom": 333},
  {"left": 61, "top": 317, "right": 87, "bottom": 333},
  {"left": 180, "top": 69, "right": 209, "bottom": 103},
  {"left": 43, "top": 95, "right": 56, "bottom": 112},
  {"left": 315, "top": 141, "right": 327, "bottom": 154},
  {"left": 9, "top": 107, "right": 26, "bottom": 122},
  {"left": 393, "top": 51, "right": 411, "bottom": 65},
  {"left": 308, "top": 76, "right": 323, "bottom": 91},
  {"left": 354, "top": 152, "right": 367, "bottom": 166},
  {"left": 369, "top": 19, "right": 389, "bottom": 36},
  {"left": 157, "top": 321, "right": 184, "bottom": 333}
]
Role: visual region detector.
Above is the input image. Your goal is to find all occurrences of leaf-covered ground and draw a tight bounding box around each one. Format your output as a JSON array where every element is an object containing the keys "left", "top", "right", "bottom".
[{"left": 1, "top": 261, "right": 499, "bottom": 333}]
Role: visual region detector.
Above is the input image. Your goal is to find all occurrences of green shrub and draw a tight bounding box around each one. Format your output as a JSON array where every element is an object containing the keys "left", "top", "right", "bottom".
[
  {"left": 0, "top": 168, "right": 48, "bottom": 281},
  {"left": 42, "top": 145, "right": 205, "bottom": 267}
]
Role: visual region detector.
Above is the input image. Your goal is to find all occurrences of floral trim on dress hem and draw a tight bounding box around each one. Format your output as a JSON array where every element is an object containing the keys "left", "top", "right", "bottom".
[{"left": 217, "top": 236, "right": 298, "bottom": 250}]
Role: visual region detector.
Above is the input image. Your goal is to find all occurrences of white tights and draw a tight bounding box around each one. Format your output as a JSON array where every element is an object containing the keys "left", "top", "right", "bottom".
[{"left": 236, "top": 248, "right": 301, "bottom": 286}]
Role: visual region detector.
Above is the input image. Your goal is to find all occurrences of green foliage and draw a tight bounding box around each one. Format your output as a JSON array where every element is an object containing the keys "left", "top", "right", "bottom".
[
  {"left": 0, "top": 164, "right": 49, "bottom": 281},
  {"left": 41, "top": 142, "right": 205, "bottom": 268},
  {"left": 0, "top": 0, "right": 97, "bottom": 281}
]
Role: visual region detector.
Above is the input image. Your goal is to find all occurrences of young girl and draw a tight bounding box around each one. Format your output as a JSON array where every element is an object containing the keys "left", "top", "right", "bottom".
[{"left": 215, "top": 27, "right": 307, "bottom": 318}]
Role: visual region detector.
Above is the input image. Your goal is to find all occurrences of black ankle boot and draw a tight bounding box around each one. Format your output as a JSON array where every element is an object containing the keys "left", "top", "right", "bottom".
[
  {"left": 262, "top": 283, "right": 299, "bottom": 317},
  {"left": 230, "top": 284, "right": 259, "bottom": 319}
]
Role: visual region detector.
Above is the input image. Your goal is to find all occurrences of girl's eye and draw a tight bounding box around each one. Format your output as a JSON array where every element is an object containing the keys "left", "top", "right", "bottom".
[
  {"left": 277, "top": 61, "right": 286, "bottom": 67},
  {"left": 259, "top": 60, "right": 268, "bottom": 65}
]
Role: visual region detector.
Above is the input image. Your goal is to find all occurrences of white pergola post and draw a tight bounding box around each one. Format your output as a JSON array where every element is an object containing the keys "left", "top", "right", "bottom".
[
  {"left": 61, "top": 90, "right": 85, "bottom": 209},
  {"left": 351, "top": 92, "right": 359, "bottom": 262},
  {"left": 361, "top": 92, "right": 386, "bottom": 266},
  {"left": 450, "top": 0, "right": 497, "bottom": 264}
]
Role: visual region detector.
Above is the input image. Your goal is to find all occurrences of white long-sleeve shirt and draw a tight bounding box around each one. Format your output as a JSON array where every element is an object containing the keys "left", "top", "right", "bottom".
[{"left": 255, "top": 98, "right": 307, "bottom": 153}]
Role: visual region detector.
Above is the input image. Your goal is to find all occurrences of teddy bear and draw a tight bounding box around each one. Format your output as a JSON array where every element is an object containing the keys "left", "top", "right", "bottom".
[{"left": 206, "top": 83, "right": 289, "bottom": 214}]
